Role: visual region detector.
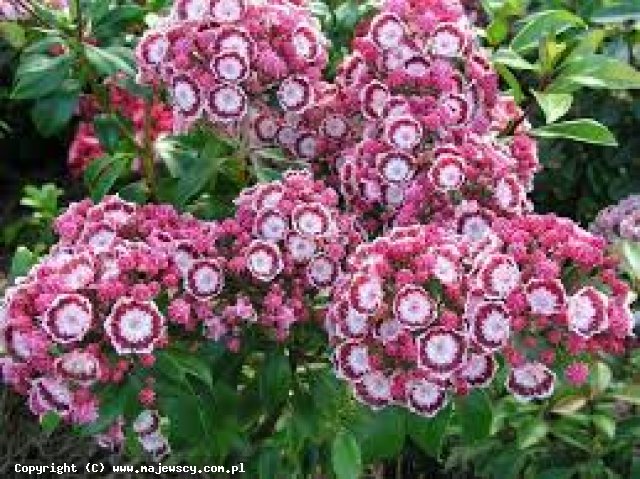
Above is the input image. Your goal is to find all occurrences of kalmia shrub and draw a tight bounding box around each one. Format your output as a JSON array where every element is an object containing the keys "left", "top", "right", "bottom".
[
  {"left": 204, "top": 169, "right": 363, "bottom": 343},
  {"left": 68, "top": 80, "right": 173, "bottom": 176},
  {"left": 329, "top": 0, "right": 538, "bottom": 231},
  {"left": 327, "top": 215, "right": 633, "bottom": 416},
  {"left": 0, "top": 196, "right": 221, "bottom": 451},
  {"left": 135, "top": 0, "right": 329, "bottom": 135}
]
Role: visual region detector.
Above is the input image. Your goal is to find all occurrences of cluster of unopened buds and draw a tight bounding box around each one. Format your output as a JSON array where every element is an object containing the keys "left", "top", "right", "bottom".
[
  {"left": 203, "top": 169, "right": 362, "bottom": 343},
  {"left": 328, "top": 1, "right": 538, "bottom": 230},
  {"left": 136, "top": 0, "right": 329, "bottom": 134},
  {"left": 328, "top": 215, "right": 633, "bottom": 416},
  {"left": 0, "top": 196, "right": 224, "bottom": 447},
  {"left": 591, "top": 194, "right": 640, "bottom": 243},
  {"left": 68, "top": 80, "right": 173, "bottom": 176}
]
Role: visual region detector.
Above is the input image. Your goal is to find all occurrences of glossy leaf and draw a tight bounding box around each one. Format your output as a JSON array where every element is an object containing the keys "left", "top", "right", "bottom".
[
  {"left": 511, "top": 10, "right": 585, "bottom": 52},
  {"left": 532, "top": 119, "right": 617, "bottom": 146},
  {"left": 12, "top": 54, "right": 71, "bottom": 100},
  {"left": 551, "top": 55, "right": 640, "bottom": 92},
  {"left": 31, "top": 90, "right": 79, "bottom": 137},
  {"left": 532, "top": 91, "right": 573, "bottom": 124}
]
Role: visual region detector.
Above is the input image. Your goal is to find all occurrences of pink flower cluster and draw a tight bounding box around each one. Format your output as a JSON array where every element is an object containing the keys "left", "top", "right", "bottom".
[
  {"left": 326, "top": 1, "right": 538, "bottom": 230},
  {"left": 327, "top": 215, "right": 633, "bottom": 416},
  {"left": 68, "top": 81, "right": 173, "bottom": 176},
  {"left": 591, "top": 194, "right": 640, "bottom": 243},
  {"left": 0, "top": 196, "right": 223, "bottom": 444},
  {"left": 0, "top": 175, "right": 363, "bottom": 438},
  {"left": 135, "top": 0, "right": 328, "bottom": 134},
  {"left": 203, "top": 170, "right": 363, "bottom": 343}
]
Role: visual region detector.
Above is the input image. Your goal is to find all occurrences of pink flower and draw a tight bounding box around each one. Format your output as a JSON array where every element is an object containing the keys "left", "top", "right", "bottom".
[
  {"left": 138, "top": 387, "right": 156, "bottom": 407},
  {"left": 565, "top": 362, "right": 590, "bottom": 386}
]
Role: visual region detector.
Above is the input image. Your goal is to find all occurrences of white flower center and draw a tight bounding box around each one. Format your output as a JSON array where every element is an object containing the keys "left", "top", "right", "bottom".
[{"left": 119, "top": 309, "right": 153, "bottom": 342}]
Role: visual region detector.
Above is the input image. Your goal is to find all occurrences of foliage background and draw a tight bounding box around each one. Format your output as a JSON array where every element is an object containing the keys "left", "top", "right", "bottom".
[{"left": 2, "top": 0, "right": 640, "bottom": 478}]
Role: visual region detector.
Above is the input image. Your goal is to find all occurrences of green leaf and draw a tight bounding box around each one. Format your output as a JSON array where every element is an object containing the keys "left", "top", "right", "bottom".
[
  {"left": 517, "top": 419, "right": 548, "bottom": 449},
  {"left": 590, "top": 361, "right": 613, "bottom": 394},
  {"left": 80, "top": 381, "right": 139, "bottom": 435},
  {"left": 257, "top": 447, "right": 282, "bottom": 479},
  {"left": 492, "top": 48, "right": 538, "bottom": 71},
  {"left": 40, "top": 411, "right": 61, "bottom": 435},
  {"left": 619, "top": 240, "right": 640, "bottom": 279},
  {"left": 455, "top": 390, "right": 493, "bottom": 442},
  {"left": 118, "top": 181, "right": 148, "bottom": 204},
  {"left": 258, "top": 351, "right": 292, "bottom": 410},
  {"left": 532, "top": 91, "right": 573, "bottom": 124},
  {"left": 354, "top": 407, "right": 406, "bottom": 462},
  {"left": 565, "top": 30, "right": 606, "bottom": 64},
  {"left": 0, "top": 21, "right": 26, "bottom": 48},
  {"left": 511, "top": 10, "right": 585, "bottom": 52},
  {"left": 84, "top": 44, "right": 135, "bottom": 77},
  {"left": 592, "top": 414, "right": 616, "bottom": 439},
  {"left": 331, "top": 430, "right": 362, "bottom": 479},
  {"left": 9, "top": 246, "right": 36, "bottom": 281},
  {"left": 155, "top": 348, "right": 213, "bottom": 389},
  {"left": 537, "top": 467, "right": 575, "bottom": 479},
  {"left": 83, "top": 155, "right": 129, "bottom": 202},
  {"left": 551, "top": 55, "right": 640, "bottom": 92},
  {"left": 531, "top": 119, "right": 617, "bottom": 146},
  {"left": 487, "top": 17, "right": 509, "bottom": 45},
  {"left": 408, "top": 405, "right": 452, "bottom": 458},
  {"left": 93, "top": 114, "right": 122, "bottom": 153},
  {"left": 496, "top": 64, "right": 525, "bottom": 103},
  {"left": 590, "top": 1, "right": 640, "bottom": 24},
  {"left": 551, "top": 394, "right": 587, "bottom": 415},
  {"left": 12, "top": 54, "right": 71, "bottom": 100},
  {"left": 609, "top": 385, "right": 640, "bottom": 405},
  {"left": 31, "top": 90, "right": 79, "bottom": 137}
]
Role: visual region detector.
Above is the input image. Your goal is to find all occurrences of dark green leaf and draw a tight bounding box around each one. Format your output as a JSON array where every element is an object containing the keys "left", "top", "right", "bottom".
[
  {"left": 257, "top": 447, "right": 282, "bottom": 479},
  {"left": 93, "top": 114, "right": 122, "bottom": 153},
  {"left": 83, "top": 155, "right": 129, "bottom": 202},
  {"left": 84, "top": 44, "right": 135, "bottom": 77},
  {"left": 354, "top": 407, "right": 406, "bottom": 462},
  {"left": 155, "top": 348, "right": 213, "bottom": 389},
  {"left": 455, "top": 390, "right": 493, "bottom": 442},
  {"left": 408, "top": 405, "right": 452, "bottom": 458},
  {"left": 31, "top": 90, "right": 79, "bottom": 136},
  {"left": 258, "top": 351, "right": 292, "bottom": 409},
  {"left": 40, "top": 412, "right": 60, "bottom": 435},
  {"left": 537, "top": 467, "right": 575, "bottom": 479},
  {"left": 12, "top": 54, "right": 71, "bottom": 100}
]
